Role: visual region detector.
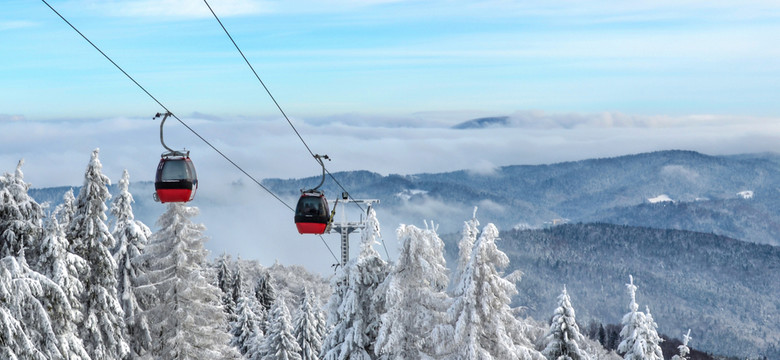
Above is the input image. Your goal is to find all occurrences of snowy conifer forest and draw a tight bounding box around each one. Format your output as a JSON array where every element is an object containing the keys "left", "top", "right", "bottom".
[{"left": 2, "top": 150, "right": 776, "bottom": 360}]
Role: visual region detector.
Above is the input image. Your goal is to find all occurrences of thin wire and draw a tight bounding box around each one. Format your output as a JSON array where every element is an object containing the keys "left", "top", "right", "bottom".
[
  {"left": 41, "top": 0, "right": 341, "bottom": 265},
  {"left": 203, "top": 0, "right": 391, "bottom": 261}
]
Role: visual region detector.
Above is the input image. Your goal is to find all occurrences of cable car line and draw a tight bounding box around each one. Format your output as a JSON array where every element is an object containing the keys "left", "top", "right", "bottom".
[
  {"left": 41, "top": 0, "right": 341, "bottom": 265},
  {"left": 203, "top": 0, "right": 392, "bottom": 260},
  {"left": 202, "top": 0, "right": 367, "bottom": 212}
]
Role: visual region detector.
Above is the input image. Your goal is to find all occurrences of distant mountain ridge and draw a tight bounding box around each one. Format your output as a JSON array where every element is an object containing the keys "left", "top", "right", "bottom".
[
  {"left": 451, "top": 116, "right": 510, "bottom": 129},
  {"left": 264, "top": 150, "right": 780, "bottom": 246}
]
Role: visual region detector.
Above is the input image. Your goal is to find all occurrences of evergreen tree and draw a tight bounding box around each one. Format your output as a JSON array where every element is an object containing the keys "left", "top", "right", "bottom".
[
  {"left": 216, "top": 253, "right": 236, "bottom": 318},
  {"left": 321, "top": 208, "right": 389, "bottom": 360},
  {"left": 39, "top": 209, "right": 91, "bottom": 359},
  {"left": 0, "top": 159, "right": 43, "bottom": 261},
  {"left": 0, "top": 161, "right": 84, "bottom": 359},
  {"left": 232, "top": 265, "right": 244, "bottom": 310},
  {"left": 111, "top": 169, "right": 152, "bottom": 358},
  {"left": 375, "top": 222, "right": 450, "bottom": 359},
  {"left": 453, "top": 206, "right": 480, "bottom": 289},
  {"left": 57, "top": 188, "right": 76, "bottom": 232},
  {"left": 445, "top": 223, "right": 543, "bottom": 360},
  {"left": 294, "top": 288, "right": 323, "bottom": 360},
  {"left": 231, "top": 295, "right": 263, "bottom": 357},
  {"left": 541, "top": 286, "right": 590, "bottom": 360},
  {"left": 137, "top": 203, "right": 240, "bottom": 359},
  {"left": 255, "top": 271, "right": 277, "bottom": 314},
  {"left": 618, "top": 275, "right": 663, "bottom": 360},
  {"left": 67, "top": 149, "right": 129, "bottom": 359},
  {"left": 671, "top": 330, "right": 691, "bottom": 360},
  {"left": 260, "top": 297, "right": 302, "bottom": 360}
]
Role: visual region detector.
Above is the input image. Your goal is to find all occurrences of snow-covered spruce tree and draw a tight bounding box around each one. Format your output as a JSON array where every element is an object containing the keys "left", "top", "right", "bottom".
[
  {"left": 540, "top": 286, "right": 590, "bottom": 360},
  {"left": 0, "top": 161, "right": 84, "bottom": 359},
  {"left": 39, "top": 209, "right": 91, "bottom": 359},
  {"left": 445, "top": 223, "right": 543, "bottom": 360},
  {"left": 231, "top": 294, "right": 263, "bottom": 357},
  {"left": 57, "top": 188, "right": 76, "bottom": 232},
  {"left": 374, "top": 221, "right": 450, "bottom": 359},
  {"left": 641, "top": 306, "right": 663, "bottom": 360},
  {"left": 452, "top": 206, "right": 480, "bottom": 289},
  {"left": 321, "top": 207, "right": 389, "bottom": 360},
  {"left": 136, "top": 203, "right": 241, "bottom": 359},
  {"left": 0, "top": 159, "right": 44, "bottom": 262},
  {"left": 67, "top": 149, "right": 129, "bottom": 359},
  {"left": 232, "top": 265, "right": 244, "bottom": 312},
  {"left": 216, "top": 253, "right": 236, "bottom": 319},
  {"left": 110, "top": 169, "right": 152, "bottom": 358},
  {"left": 671, "top": 330, "right": 691, "bottom": 360},
  {"left": 618, "top": 275, "right": 662, "bottom": 360},
  {"left": 294, "top": 287, "right": 323, "bottom": 360},
  {"left": 255, "top": 270, "right": 277, "bottom": 315},
  {"left": 259, "top": 297, "right": 302, "bottom": 360}
]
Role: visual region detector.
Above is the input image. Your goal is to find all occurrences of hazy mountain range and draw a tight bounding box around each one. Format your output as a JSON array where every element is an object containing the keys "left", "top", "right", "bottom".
[{"left": 29, "top": 150, "right": 780, "bottom": 358}]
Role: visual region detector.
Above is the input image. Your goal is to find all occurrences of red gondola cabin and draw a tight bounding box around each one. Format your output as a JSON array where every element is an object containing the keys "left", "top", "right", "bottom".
[
  {"left": 154, "top": 155, "right": 198, "bottom": 203},
  {"left": 295, "top": 191, "right": 330, "bottom": 234}
]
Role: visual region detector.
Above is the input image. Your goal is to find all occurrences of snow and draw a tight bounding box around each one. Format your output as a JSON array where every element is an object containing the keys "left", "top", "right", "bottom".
[
  {"left": 737, "top": 190, "right": 754, "bottom": 199},
  {"left": 647, "top": 194, "right": 673, "bottom": 203}
]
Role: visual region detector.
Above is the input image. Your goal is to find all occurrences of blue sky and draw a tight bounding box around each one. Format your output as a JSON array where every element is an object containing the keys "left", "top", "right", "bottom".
[{"left": 3, "top": 0, "right": 780, "bottom": 120}]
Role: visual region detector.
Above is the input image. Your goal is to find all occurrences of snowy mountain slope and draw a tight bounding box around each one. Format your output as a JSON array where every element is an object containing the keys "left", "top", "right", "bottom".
[
  {"left": 482, "top": 223, "right": 780, "bottom": 358},
  {"left": 264, "top": 150, "right": 780, "bottom": 246}
]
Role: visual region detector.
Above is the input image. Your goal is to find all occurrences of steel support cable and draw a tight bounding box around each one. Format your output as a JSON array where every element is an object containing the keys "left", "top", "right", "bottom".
[
  {"left": 203, "top": 0, "right": 391, "bottom": 261},
  {"left": 41, "top": 0, "right": 340, "bottom": 265}
]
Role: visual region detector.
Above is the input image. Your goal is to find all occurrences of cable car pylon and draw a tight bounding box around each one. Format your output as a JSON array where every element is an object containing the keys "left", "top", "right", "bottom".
[
  {"left": 153, "top": 112, "right": 198, "bottom": 203},
  {"left": 329, "top": 195, "right": 380, "bottom": 266}
]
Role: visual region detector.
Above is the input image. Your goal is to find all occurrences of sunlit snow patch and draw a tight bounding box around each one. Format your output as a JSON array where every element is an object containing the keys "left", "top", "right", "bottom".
[
  {"left": 648, "top": 194, "right": 673, "bottom": 203},
  {"left": 737, "top": 190, "right": 754, "bottom": 199}
]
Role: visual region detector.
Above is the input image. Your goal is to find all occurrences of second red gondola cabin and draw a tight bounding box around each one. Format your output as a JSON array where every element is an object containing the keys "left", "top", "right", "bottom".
[{"left": 154, "top": 155, "right": 198, "bottom": 203}]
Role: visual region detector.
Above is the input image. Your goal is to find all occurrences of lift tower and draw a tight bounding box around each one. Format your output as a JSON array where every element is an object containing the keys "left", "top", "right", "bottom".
[{"left": 328, "top": 193, "right": 379, "bottom": 266}]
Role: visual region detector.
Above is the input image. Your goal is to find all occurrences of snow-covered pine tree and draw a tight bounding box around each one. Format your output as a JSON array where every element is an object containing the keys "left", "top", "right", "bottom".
[
  {"left": 39, "top": 208, "right": 91, "bottom": 359},
  {"left": 452, "top": 206, "right": 480, "bottom": 289},
  {"left": 641, "top": 306, "right": 663, "bottom": 360},
  {"left": 216, "top": 253, "right": 236, "bottom": 319},
  {"left": 232, "top": 265, "right": 244, "bottom": 311},
  {"left": 0, "top": 161, "right": 84, "bottom": 359},
  {"left": 136, "top": 203, "right": 241, "bottom": 359},
  {"left": 445, "top": 223, "right": 544, "bottom": 360},
  {"left": 321, "top": 207, "right": 389, "bottom": 360},
  {"left": 110, "top": 169, "right": 152, "bottom": 358},
  {"left": 255, "top": 271, "right": 277, "bottom": 314},
  {"left": 618, "top": 275, "right": 662, "bottom": 360},
  {"left": 540, "top": 286, "right": 590, "bottom": 360},
  {"left": 294, "top": 287, "right": 323, "bottom": 360},
  {"left": 231, "top": 294, "right": 263, "bottom": 357},
  {"left": 259, "top": 297, "right": 302, "bottom": 360},
  {"left": 671, "top": 330, "right": 691, "bottom": 360},
  {"left": 57, "top": 188, "right": 76, "bottom": 232},
  {"left": 375, "top": 221, "right": 450, "bottom": 359},
  {"left": 67, "top": 149, "right": 129, "bottom": 359},
  {"left": 0, "top": 159, "right": 43, "bottom": 262}
]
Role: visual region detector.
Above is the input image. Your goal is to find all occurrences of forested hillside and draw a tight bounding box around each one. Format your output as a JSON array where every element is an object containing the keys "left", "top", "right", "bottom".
[{"left": 477, "top": 223, "right": 780, "bottom": 358}]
